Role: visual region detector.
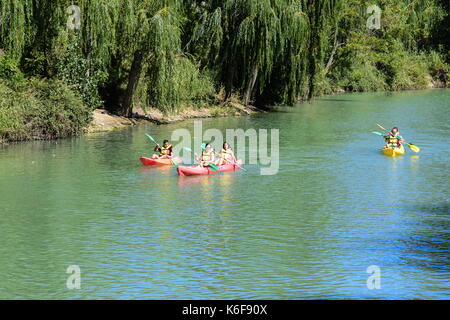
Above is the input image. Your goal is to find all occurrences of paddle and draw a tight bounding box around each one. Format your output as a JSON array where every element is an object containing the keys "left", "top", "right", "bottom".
[
  {"left": 228, "top": 159, "right": 246, "bottom": 171},
  {"left": 145, "top": 133, "right": 158, "bottom": 145},
  {"left": 372, "top": 131, "right": 384, "bottom": 136},
  {"left": 183, "top": 147, "right": 219, "bottom": 171},
  {"left": 376, "top": 123, "right": 388, "bottom": 132},
  {"left": 372, "top": 130, "right": 420, "bottom": 153},
  {"left": 145, "top": 133, "right": 178, "bottom": 167},
  {"left": 169, "top": 157, "right": 179, "bottom": 168},
  {"left": 212, "top": 151, "right": 246, "bottom": 172}
]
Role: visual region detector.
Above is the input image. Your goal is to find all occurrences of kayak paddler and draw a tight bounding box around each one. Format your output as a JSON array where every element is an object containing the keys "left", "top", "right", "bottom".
[
  {"left": 383, "top": 127, "right": 404, "bottom": 149},
  {"left": 197, "top": 143, "right": 215, "bottom": 167},
  {"left": 216, "top": 142, "right": 236, "bottom": 166},
  {"left": 152, "top": 139, "right": 173, "bottom": 159}
]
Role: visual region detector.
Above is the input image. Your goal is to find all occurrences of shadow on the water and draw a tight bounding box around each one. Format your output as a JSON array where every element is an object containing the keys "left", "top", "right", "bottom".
[
  {"left": 316, "top": 98, "right": 358, "bottom": 102},
  {"left": 407, "top": 203, "right": 450, "bottom": 216},
  {"left": 399, "top": 203, "right": 450, "bottom": 272}
]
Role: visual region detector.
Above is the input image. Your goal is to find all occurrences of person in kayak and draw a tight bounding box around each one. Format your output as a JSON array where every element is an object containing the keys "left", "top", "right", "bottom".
[
  {"left": 152, "top": 140, "right": 173, "bottom": 159},
  {"left": 383, "top": 127, "right": 404, "bottom": 149},
  {"left": 216, "top": 142, "right": 236, "bottom": 166},
  {"left": 198, "top": 143, "right": 215, "bottom": 167}
]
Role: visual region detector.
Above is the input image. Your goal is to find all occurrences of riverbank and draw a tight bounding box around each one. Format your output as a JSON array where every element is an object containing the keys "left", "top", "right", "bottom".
[
  {"left": 0, "top": 68, "right": 447, "bottom": 143},
  {"left": 1, "top": 85, "right": 447, "bottom": 144},
  {"left": 0, "top": 76, "right": 262, "bottom": 143},
  {"left": 87, "top": 98, "right": 262, "bottom": 133},
  {"left": 88, "top": 82, "right": 449, "bottom": 134}
]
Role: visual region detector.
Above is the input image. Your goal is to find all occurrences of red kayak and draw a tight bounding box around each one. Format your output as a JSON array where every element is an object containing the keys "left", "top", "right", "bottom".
[
  {"left": 177, "top": 160, "right": 243, "bottom": 176},
  {"left": 140, "top": 156, "right": 182, "bottom": 166}
]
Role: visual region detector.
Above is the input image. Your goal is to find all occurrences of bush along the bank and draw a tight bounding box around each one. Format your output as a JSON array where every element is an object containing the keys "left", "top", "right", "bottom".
[
  {"left": 56, "top": 42, "right": 107, "bottom": 110},
  {"left": 0, "top": 76, "right": 91, "bottom": 142},
  {"left": 0, "top": 53, "right": 25, "bottom": 87}
]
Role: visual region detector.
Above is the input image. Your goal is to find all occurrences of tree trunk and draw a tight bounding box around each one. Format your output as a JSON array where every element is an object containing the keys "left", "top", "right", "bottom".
[
  {"left": 307, "top": 33, "right": 318, "bottom": 101},
  {"left": 121, "top": 50, "right": 144, "bottom": 117},
  {"left": 243, "top": 63, "right": 259, "bottom": 106},
  {"left": 307, "top": 3, "right": 321, "bottom": 101},
  {"left": 324, "top": 25, "right": 343, "bottom": 74},
  {"left": 224, "top": 63, "right": 235, "bottom": 101}
]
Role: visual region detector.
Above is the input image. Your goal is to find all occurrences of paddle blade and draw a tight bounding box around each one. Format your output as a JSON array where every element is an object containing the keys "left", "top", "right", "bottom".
[
  {"left": 201, "top": 143, "right": 206, "bottom": 150},
  {"left": 407, "top": 143, "right": 420, "bottom": 153},
  {"left": 232, "top": 161, "right": 247, "bottom": 172},
  {"left": 372, "top": 131, "right": 384, "bottom": 136},
  {"left": 209, "top": 164, "right": 219, "bottom": 172},
  {"left": 145, "top": 133, "right": 157, "bottom": 145},
  {"left": 183, "top": 147, "right": 193, "bottom": 153},
  {"left": 171, "top": 159, "right": 179, "bottom": 168}
]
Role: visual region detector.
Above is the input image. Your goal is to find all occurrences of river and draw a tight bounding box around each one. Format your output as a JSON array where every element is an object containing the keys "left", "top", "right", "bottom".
[{"left": 0, "top": 89, "right": 449, "bottom": 299}]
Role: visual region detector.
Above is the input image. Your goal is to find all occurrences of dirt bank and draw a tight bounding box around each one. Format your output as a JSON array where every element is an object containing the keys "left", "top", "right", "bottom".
[
  {"left": 87, "top": 109, "right": 143, "bottom": 133},
  {"left": 87, "top": 100, "right": 262, "bottom": 133}
]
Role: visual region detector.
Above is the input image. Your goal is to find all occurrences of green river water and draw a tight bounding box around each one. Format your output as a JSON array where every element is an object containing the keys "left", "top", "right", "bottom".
[{"left": 0, "top": 89, "right": 449, "bottom": 299}]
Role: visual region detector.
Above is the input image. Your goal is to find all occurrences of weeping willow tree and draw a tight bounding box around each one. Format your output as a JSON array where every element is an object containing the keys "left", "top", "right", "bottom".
[
  {"left": 51, "top": 0, "right": 121, "bottom": 107},
  {"left": 0, "top": 1, "right": 114, "bottom": 69},
  {"left": 1, "top": 0, "right": 121, "bottom": 105},
  {"left": 303, "top": 0, "right": 342, "bottom": 99},
  {"left": 0, "top": 0, "right": 33, "bottom": 60},
  {"left": 72, "top": 0, "right": 120, "bottom": 71},
  {"left": 259, "top": 0, "right": 309, "bottom": 105},
  {"left": 234, "top": 0, "right": 283, "bottom": 105},
  {"left": 183, "top": 1, "right": 223, "bottom": 67},
  {"left": 218, "top": 0, "right": 286, "bottom": 104},
  {"left": 114, "top": 0, "right": 183, "bottom": 116},
  {"left": 185, "top": 0, "right": 311, "bottom": 105}
]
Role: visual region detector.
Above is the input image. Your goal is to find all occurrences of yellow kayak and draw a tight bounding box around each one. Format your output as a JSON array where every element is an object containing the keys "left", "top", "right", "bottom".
[{"left": 382, "top": 144, "right": 405, "bottom": 156}]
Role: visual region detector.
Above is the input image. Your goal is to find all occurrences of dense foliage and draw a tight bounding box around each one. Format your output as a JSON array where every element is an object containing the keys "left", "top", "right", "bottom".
[
  {"left": 0, "top": 0, "right": 448, "bottom": 139},
  {"left": 0, "top": 76, "right": 91, "bottom": 142}
]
